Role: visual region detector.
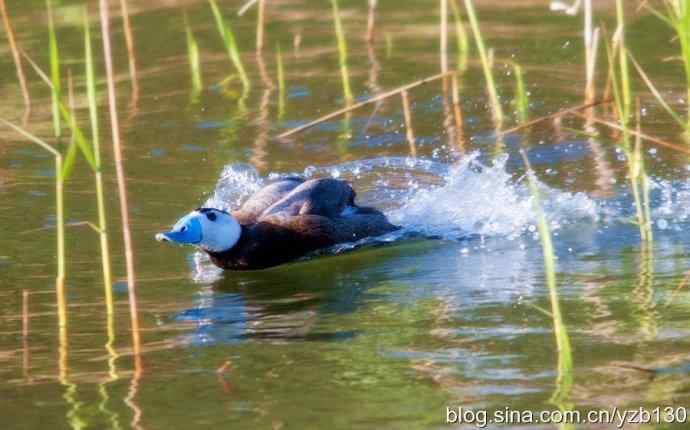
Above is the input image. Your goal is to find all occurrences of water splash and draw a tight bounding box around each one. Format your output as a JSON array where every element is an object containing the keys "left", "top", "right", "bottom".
[
  {"left": 388, "top": 153, "right": 597, "bottom": 240},
  {"left": 203, "top": 153, "right": 598, "bottom": 241}
]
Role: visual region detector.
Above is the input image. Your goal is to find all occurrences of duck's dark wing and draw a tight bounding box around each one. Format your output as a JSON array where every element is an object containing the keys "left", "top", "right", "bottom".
[
  {"left": 233, "top": 177, "right": 304, "bottom": 224},
  {"left": 258, "top": 178, "right": 355, "bottom": 219}
]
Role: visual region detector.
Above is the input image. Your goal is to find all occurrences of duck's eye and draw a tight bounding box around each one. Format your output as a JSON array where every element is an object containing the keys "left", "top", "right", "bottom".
[
  {"left": 180, "top": 226, "right": 188, "bottom": 232},
  {"left": 206, "top": 212, "right": 217, "bottom": 221}
]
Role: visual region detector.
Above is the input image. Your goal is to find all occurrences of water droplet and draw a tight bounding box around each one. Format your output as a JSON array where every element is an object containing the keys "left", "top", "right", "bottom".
[{"left": 657, "top": 219, "right": 669, "bottom": 230}]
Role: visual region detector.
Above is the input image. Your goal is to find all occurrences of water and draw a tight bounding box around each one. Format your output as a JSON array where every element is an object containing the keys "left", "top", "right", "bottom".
[{"left": 2, "top": 0, "right": 690, "bottom": 429}]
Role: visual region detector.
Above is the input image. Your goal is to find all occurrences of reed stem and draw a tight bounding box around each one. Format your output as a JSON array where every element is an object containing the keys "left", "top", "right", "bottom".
[
  {"left": 209, "top": 0, "right": 250, "bottom": 94},
  {"left": 46, "top": 0, "right": 61, "bottom": 138},
  {"left": 440, "top": 0, "right": 448, "bottom": 73},
  {"left": 463, "top": 0, "right": 503, "bottom": 125},
  {"left": 520, "top": 150, "right": 573, "bottom": 407},
  {"left": 256, "top": 0, "right": 265, "bottom": 53},
  {"left": 119, "top": 0, "right": 138, "bottom": 93},
  {"left": 84, "top": 9, "right": 114, "bottom": 307},
  {"left": 99, "top": 0, "right": 141, "bottom": 356},
  {"left": 331, "top": 0, "right": 353, "bottom": 105},
  {"left": 276, "top": 44, "right": 286, "bottom": 120},
  {"left": 401, "top": 90, "right": 417, "bottom": 156},
  {"left": 184, "top": 13, "right": 203, "bottom": 95},
  {"left": 366, "top": 0, "right": 377, "bottom": 43},
  {"left": 279, "top": 71, "right": 454, "bottom": 138},
  {"left": 0, "top": 0, "right": 30, "bottom": 109}
]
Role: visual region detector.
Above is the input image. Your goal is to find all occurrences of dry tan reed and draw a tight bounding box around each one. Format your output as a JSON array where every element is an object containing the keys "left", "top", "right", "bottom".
[
  {"left": 279, "top": 71, "right": 455, "bottom": 138},
  {"left": 99, "top": 0, "right": 142, "bottom": 357},
  {"left": 0, "top": 0, "right": 30, "bottom": 110},
  {"left": 401, "top": 90, "right": 417, "bottom": 156}
]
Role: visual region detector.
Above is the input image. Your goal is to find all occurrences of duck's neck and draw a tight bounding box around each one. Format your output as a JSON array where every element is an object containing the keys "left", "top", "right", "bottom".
[{"left": 205, "top": 224, "right": 249, "bottom": 257}]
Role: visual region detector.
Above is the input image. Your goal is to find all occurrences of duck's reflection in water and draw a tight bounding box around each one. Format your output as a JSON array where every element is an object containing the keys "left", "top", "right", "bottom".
[{"left": 176, "top": 240, "right": 440, "bottom": 344}]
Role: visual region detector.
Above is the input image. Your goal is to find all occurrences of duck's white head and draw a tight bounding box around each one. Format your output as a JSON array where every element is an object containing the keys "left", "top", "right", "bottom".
[{"left": 156, "top": 208, "right": 241, "bottom": 253}]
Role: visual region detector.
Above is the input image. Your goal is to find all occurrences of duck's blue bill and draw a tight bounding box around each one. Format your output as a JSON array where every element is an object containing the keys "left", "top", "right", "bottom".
[{"left": 155, "top": 214, "right": 202, "bottom": 245}]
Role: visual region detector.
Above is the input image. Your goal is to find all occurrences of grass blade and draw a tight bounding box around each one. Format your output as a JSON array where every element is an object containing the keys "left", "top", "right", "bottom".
[
  {"left": 46, "top": 0, "right": 61, "bottom": 137},
  {"left": 184, "top": 12, "right": 203, "bottom": 94},
  {"left": 84, "top": 7, "right": 114, "bottom": 297},
  {"left": 520, "top": 149, "right": 573, "bottom": 407},
  {"left": 209, "top": 0, "right": 250, "bottom": 93},
  {"left": 462, "top": 0, "right": 503, "bottom": 125},
  {"left": 331, "top": 0, "right": 353, "bottom": 105},
  {"left": 276, "top": 43, "right": 286, "bottom": 119}
]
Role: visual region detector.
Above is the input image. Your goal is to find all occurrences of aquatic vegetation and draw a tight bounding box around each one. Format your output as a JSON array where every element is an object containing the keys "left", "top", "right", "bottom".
[
  {"left": 99, "top": 0, "right": 142, "bottom": 356},
  {"left": 440, "top": 0, "right": 448, "bottom": 73},
  {"left": 520, "top": 150, "right": 573, "bottom": 413},
  {"left": 84, "top": 9, "right": 114, "bottom": 307},
  {"left": 276, "top": 43, "right": 286, "bottom": 120},
  {"left": 209, "top": 0, "right": 250, "bottom": 95},
  {"left": 647, "top": 0, "right": 690, "bottom": 130},
  {"left": 462, "top": 0, "right": 503, "bottom": 125},
  {"left": 279, "top": 71, "right": 452, "bottom": 138},
  {"left": 400, "top": 90, "right": 417, "bottom": 156},
  {"left": 0, "top": 0, "right": 30, "bottom": 109},
  {"left": 449, "top": 0, "right": 469, "bottom": 73},
  {"left": 255, "top": 0, "right": 265, "bottom": 53},
  {"left": 583, "top": 0, "right": 599, "bottom": 105},
  {"left": 46, "top": 0, "right": 61, "bottom": 138},
  {"left": 508, "top": 61, "right": 529, "bottom": 124},
  {"left": 604, "top": 1, "right": 654, "bottom": 242},
  {"left": 7, "top": 2, "right": 690, "bottom": 427},
  {"left": 331, "top": 0, "right": 353, "bottom": 105},
  {"left": 0, "top": 121, "right": 64, "bottom": 281},
  {"left": 119, "top": 0, "right": 138, "bottom": 94},
  {"left": 184, "top": 13, "right": 203, "bottom": 95},
  {"left": 20, "top": 52, "right": 97, "bottom": 178}
]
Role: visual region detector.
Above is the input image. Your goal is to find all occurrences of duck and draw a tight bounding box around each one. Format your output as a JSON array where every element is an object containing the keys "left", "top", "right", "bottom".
[{"left": 156, "top": 177, "right": 400, "bottom": 270}]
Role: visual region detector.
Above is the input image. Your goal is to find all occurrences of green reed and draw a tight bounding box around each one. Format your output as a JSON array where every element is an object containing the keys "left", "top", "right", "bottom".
[
  {"left": 646, "top": 1, "right": 690, "bottom": 130},
  {"left": 462, "top": 0, "right": 503, "bottom": 125},
  {"left": 509, "top": 61, "right": 529, "bottom": 124},
  {"left": 184, "top": 12, "right": 203, "bottom": 95},
  {"left": 449, "top": 0, "right": 469, "bottom": 73},
  {"left": 208, "top": 0, "right": 250, "bottom": 94},
  {"left": 46, "top": 0, "right": 61, "bottom": 138},
  {"left": 635, "top": 100, "right": 654, "bottom": 243},
  {"left": 331, "top": 0, "right": 353, "bottom": 105},
  {"left": 606, "top": 4, "right": 654, "bottom": 242},
  {"left": 276, "top": 44, "right": 286, "bottom": 120},
  {"left": 22, "top": 53, "right": 97, "bottom": 177},
  {"left": 520, "top": 150, "right": 573, "bottom": 412},
  {"left": 84, "top": 9, "right": 114, "bottom": 308}
]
